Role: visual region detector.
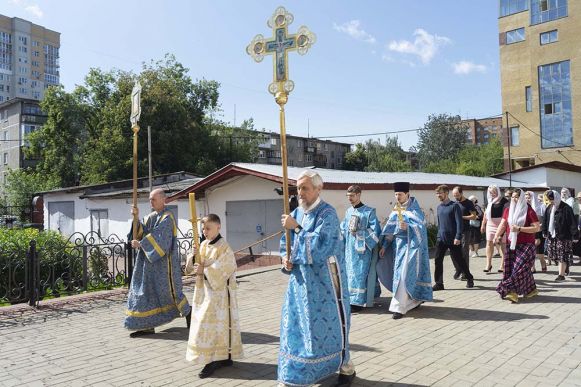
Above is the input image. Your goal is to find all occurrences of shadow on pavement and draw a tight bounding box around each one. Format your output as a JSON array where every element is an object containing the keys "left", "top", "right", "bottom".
[
  {"left": 524, "top": 295, "right": 581, "bottom": 304},
  {"left": 138, "top": 326, "right": 189, "bottom": 340},
  {"left": 411, "top": 306, "right": 548, "bottom": 321},
  {"left": 241, "top": 331, "right": 279, "bottom": 344}
]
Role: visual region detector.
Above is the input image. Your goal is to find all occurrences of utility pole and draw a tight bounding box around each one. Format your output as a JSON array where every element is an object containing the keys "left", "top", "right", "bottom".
[
  {"left": 505, "top": 111, "right": 512, "bottom": 187},
  {"left": 148, "top": 125, "right": 152, "bottom": 192}
]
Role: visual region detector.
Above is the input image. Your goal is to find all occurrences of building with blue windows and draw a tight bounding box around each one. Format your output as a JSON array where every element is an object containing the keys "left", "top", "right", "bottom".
[{"left": 498, "top": 0, "right": 580, "bottom": 169}]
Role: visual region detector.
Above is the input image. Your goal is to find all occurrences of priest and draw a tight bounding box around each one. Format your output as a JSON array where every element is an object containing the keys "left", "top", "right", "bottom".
[
  {"left": 124, "top": 188, "right": 191, "bottom": 337},
  {"left": 340, "top": 185, "right": 381, "bottom": 312},
  {"left": 381, "top": 182, "right": 433, "bottom": 320},
  {"left": 279, "top": 170, "right": 356, "bottom": 387}
]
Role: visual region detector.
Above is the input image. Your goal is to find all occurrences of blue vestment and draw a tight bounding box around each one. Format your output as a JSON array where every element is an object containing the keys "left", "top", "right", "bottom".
[
  {"left": 381, "top": 197, "right": 433, "bottom": 310},
  {"left": 124, "top": 209, "right": 191, "bottom": 330},
  {"left": 278, "top": 200, "right": 351, "bottom": 386},
  {"left": 340, "top": 204, "right": 381, "bottom": 306}
]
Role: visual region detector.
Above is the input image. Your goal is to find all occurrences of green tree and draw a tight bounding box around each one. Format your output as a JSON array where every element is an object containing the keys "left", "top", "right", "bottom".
[
  {"left": 343, "top": 136, "right": 411, "bottom": 172},
  {"left": 26, "top": 54, "right": 257, "bottom": 186},
  {"left": 417, "top": 113, "right": 468, "bottom": 170},
  {"left": 456, "top": 138, "right": 504, "bottom": 176},
  {"left": 3, "top": 168, "right": 58, "bottom": 209}
]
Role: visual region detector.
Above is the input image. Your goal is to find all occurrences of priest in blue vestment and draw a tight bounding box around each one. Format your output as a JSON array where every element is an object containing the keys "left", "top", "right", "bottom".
[
  {"left": 381, "top": 182, "right": 433, "bottom": 320},
  {"left": 279, "top": 170, "right": 356, "bottom": 387},
  {"left": 340, "top": 185, "right": 381, "bottom": 312},
  {"left": 125, "top": 188, "right": 192, "bottom": 337}
]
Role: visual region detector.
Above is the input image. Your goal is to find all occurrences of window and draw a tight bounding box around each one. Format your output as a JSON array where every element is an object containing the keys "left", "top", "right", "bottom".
[
  {"left": 270, "top": 138, "right": 277, "bottom": 145},
  {"left": 258, "top": 150, "right": 266, "bottom": 158},
  {"left": 540, "top": 30, "right": 558, "bottom": 45},
  {"left": 510, "top": 127, "right": 520, "bottom": 146},
  {"left": 531, "top": 0, "right": 567, "bottom": 25},
  {"left": 506, "top": 28, "right": 525, "bottom": 44},
  {"left": 500, "top": 0, "right": 528, "bottom": 17},
  {"left": 538, "top": 60, "right": 572, "bottom": 148},
  {"left": 525, "top": 86, "right": 532, "bottom": 112},
  {"left": 3, "top": 153, "right": 8, "bottom": 164},
  {"left": 90, "top": 209, "right": 109, "bottom": 238},
  {"left": 306, "top": 154, "right": 313, "bottom": 162},
  {"left": 298, "top": 152, "right": 303, "bottom": 161},
  {"left": 297, "top": 140, "right": 303, "bottom": 147}
]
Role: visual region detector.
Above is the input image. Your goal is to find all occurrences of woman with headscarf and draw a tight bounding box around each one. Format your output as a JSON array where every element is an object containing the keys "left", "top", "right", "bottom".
[
  {"left": 493, "top": 189, "right": 540, "bottom": 303},
  {"left": 480, "top": 185, "right": 508, "bottom": 273},
  {"left": 542, "top": 190, "right": 579, "bottom": 281},
  {"left": 525, "top": 191, "right": 547, "bottom": 272}
]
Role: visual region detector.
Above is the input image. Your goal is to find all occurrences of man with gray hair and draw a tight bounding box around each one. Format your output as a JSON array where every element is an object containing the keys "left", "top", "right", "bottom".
[
  {"left": 125, "top": 188, "right": 192, "bottom": 337},
  {"left": 278, "top": 170, "right": 356, "bottom": 386}
]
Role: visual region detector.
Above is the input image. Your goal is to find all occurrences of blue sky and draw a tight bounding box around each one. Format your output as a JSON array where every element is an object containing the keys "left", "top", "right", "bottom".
[{"left": 5, "top": 0, "right": 502, "bottom": 150}]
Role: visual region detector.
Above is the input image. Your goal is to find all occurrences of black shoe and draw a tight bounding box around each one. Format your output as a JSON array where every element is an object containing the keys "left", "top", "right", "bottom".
[
  {"left": 453, "top": 272, "right": 461, "bottom": 280},
  {"left": 129, "top": 328, "right": 155, "bottom": 338},
  {"left": 411, "top": 303, "right": 422, "bottom": 311},
  {"left": 466, "top": 279, "right": 474, "bottom": 288},
  {"left": 185, "top": 311, "right": 192, "bottom": 329},
  {"left": 350, "top": 305, "right": 363, "bottom": 313},
  {"left": 336, "top": 371, "right": 356, "bottom": 387},
  {"left": 432, "top": 283, "right": 445, "bottom": 291},
  {"left": 555, "top": 275, "right": 566, "bottom": 281},
  {"left": 199, "top": 361, "right": 220, "bottom": 379},
  {"left": 392, "top": 312, "right": 403, "bottom": 320}
]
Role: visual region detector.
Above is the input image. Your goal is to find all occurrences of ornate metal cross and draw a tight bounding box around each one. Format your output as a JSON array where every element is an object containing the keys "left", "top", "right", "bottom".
[
  {"left": 247, "top": 6, "right": 316, "bottom": 98},
  {"left": 246, "top": 6, "right": 315, "bottom": 263}
]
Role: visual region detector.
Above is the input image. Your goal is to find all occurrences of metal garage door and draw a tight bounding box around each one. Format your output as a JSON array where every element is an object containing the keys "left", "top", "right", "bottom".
[
  {"left": 225, "top": 199, "right": 283, "bottom": 253},
  {"left": 48, "top": 201, "right": 75, "bottom": 236}
]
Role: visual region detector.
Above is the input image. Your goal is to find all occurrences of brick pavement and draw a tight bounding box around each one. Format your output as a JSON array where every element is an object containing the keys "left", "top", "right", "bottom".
[{"left": 1, "top": 257, "right": 581, "bottom": 387}]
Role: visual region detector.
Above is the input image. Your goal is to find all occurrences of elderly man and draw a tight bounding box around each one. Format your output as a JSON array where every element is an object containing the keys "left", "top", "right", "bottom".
[
  {"left": 340, "top": 185, "right": 381, "bottom": 312},
  {"left": 125, "top": 188, "right": 192, "bottom": 337},
  {"left": 279, "top": 170, "right": 355, "bottom": 387},
  {"left": 380, "top": 182, "right": 432, "bottom": 319}
]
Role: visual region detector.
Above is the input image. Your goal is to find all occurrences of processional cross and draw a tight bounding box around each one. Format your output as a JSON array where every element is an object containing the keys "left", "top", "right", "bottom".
[{"left": 246, "top": 6, "right": 316, "bottom": 257}]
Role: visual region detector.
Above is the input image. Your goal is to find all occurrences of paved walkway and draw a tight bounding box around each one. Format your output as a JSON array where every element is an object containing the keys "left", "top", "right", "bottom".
[{"left": 2, "top": 257, "right": 581, "bottom": 387}]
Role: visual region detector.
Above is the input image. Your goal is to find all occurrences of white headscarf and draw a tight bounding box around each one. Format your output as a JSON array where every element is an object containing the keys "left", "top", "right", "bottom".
[
  {"left": 561, "top": 187, "right": 575, "bottom": 208},
  {"left": 548, "top": 190, "right": 562, "bottom": 238},
  {"left": 485, "top": 185, "right": 501, "bottom": 221},
  {"left": 507, "top": 189, "right": 529, "bottom": 250},
  {"left": 526, "top": 191, "right": 543, "bottom": 217}
]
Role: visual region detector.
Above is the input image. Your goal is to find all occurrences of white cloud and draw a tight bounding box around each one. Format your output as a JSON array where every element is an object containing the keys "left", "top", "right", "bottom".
[
  {"left": 25, "top": 5, "right": 43, "bottom": 18},
  {"left": 452, "top": 61, "right": 487, "bottom": 74},
  {"left": 9, "top": 0, "right": 44, "bottom": 18},
  {"left": 333, "top": 20, "right": 376, "bottom": 44},
  {"left": 387, "top": 28, "right": 451, "bottom": 65}
]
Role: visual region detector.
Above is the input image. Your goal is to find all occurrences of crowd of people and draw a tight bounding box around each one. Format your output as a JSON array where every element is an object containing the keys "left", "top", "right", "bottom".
[{"left": 119, "top": 176, "right": 581, "bottom": 386}]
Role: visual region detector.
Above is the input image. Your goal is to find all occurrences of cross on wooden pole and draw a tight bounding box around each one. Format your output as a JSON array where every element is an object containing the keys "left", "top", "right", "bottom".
[
  {"left": 246, "top": 6, "right": 315, "bottom": 260},
  {"left": 130, "top": 81, "right": 142, "bottom": 242}
]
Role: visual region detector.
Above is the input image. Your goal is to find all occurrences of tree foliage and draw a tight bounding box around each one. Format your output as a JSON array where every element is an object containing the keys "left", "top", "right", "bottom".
[
  {"left": 3, "top": 168, "right": 58, "bottom": 209},
  {"left": 26, "top": 54, "right": 258, "bottom": 187},
  {"left": 417, "top": 113, "right": 468, "bottom": 169},
  {"left": 343, "top": 136, "right": 411, "bottom": 172}
]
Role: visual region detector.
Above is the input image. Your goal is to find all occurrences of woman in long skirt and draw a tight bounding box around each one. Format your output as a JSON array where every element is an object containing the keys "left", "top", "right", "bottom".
[
  {"left": 494, "top": 189, "right": 541, "bottom": 303},
  {"left": 543, "top": 190, "right": 579, "bottom": 281}
]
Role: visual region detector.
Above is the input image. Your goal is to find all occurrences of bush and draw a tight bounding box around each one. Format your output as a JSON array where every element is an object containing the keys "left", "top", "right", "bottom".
[
  {"left": 0, "top": 229, "right": 75, "bottom": 304},
  {"left": 426, "top": 224, "right": 438, "bottom": 249}
]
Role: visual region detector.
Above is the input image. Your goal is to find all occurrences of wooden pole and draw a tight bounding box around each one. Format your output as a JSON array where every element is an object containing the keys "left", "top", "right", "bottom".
[
  {"left": 132, "top": 124, "right": 140, "bottom": 241},
  {"left": 276, "top": 91, "right": 292, "bottom": 258}
]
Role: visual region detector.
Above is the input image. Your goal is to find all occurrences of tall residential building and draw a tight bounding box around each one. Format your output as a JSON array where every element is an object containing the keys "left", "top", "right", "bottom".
[
  {"left": 0, "top": 15, "right": 60, "bottom": 103},
  {"left": 0, "top": 98, "right": 46, "bottom": 186},
  {"left": 463, "top": 116, "right": 503, "bottom": 145},
  {"left": 498, "top": 0, "right": 580, "bottom": 169},
  {"left": 256, "top": 132, "right": 352, "bottom": 169}
]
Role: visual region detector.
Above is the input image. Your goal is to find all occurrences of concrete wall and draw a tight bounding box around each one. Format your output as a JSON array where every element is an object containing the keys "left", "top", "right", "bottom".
[{"left": 43, "top": 193, "right": 204, "bottom": 240}]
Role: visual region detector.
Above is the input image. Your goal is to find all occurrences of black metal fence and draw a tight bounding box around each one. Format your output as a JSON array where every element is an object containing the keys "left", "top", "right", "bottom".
[{"left": 0, "top": 231, "right": 198, "bottom": 307}]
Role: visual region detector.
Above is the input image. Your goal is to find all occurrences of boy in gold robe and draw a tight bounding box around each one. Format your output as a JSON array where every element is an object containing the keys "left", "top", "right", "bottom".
[{"left": 185, "top": 214, "right": 243, "bottom": 378}]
